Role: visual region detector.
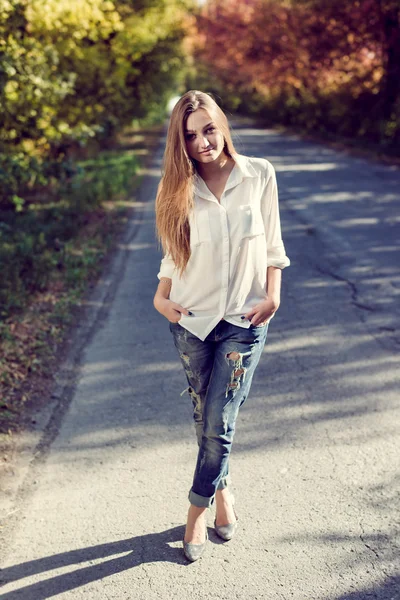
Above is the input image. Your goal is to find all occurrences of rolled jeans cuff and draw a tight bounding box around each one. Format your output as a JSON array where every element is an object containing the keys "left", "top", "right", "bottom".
[
  {"left": 189, "top": 474, "right": 230, "bottom": 507},
  {"left": 188, "top": 488, "right": 214, "bottom": 508}
]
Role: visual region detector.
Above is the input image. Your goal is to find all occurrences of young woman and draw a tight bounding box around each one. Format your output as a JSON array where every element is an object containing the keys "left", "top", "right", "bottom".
[{"left": 154, "top": 90, "right": 290, "bottom": 562}]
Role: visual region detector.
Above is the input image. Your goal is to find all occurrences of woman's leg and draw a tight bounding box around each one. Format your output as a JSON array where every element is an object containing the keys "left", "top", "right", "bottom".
[
  {"left": 169, "top": 320, "right": 268, "bottom": 543},
  {"left": 170, "top": 323, "right": 232, "bottom": 492},
  {"left": 169, "top": 322, "right": 214, "bottom": 440},
  {"left": 169, "top": 322, "right": 215, "bottom": 544},
  {"left": 188, "top": 321, "right": 268, "bottom": 509}
]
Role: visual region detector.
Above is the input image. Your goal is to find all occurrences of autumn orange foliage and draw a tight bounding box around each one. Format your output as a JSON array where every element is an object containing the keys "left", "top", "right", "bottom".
[{"left": 190, "top": 0, "right": 400, "bottom": 148}]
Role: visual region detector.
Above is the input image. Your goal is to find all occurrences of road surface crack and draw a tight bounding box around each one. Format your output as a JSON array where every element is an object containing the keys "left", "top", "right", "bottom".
[
  {"left": 314, "top": 264, "right": 372, "bottom": 312},
  {"left": 314, "top": 264, "right": 400, "bottom": 351}
]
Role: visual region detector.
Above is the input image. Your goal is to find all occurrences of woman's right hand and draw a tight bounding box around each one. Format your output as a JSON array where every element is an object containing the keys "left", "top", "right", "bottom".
[{"left": 153, "top": 296, "right": 191, "bottom": 323}]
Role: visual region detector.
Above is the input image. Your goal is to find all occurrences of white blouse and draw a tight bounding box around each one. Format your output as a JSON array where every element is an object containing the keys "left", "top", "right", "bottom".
[{"left": 157, "top": 153, "right": 290, "bottom": 341}]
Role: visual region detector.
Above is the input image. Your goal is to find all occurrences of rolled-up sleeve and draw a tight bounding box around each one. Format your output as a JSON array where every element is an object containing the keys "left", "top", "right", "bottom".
[
  {"left": 262, "top": 164, "right": 290, "bottom": 269},
  {"left": 157, "top": 251, "right": 176, "bottom": 279}
]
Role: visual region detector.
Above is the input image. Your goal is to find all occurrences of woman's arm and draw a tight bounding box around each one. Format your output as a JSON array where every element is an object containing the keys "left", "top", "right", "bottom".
[
  {"left": 154, "top": 278, "right": 172, "bottom": 305},
  {"left": 153, "top": 275, "right": 191, "bottom": 323},
  {"left": 262, "top": 162, "right": 290, "bottom": 270},
  {"left": 244, "top": 266, "right": 282, "bottom": 326},
  {"left": 244, "top": 162, "right": 289, "bottom": 326},
  {"left": 266, "top": 265, "right": 282, "bottom": 307}
]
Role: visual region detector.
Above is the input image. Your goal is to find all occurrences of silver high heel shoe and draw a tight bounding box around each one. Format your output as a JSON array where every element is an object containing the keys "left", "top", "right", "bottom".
[
  {"left": 214, "top": 492, "right": 238, "bottom": 541},
  {"left": 183, "top": 529, "right": 208, "bottom": 562},
  {"left": 214, "top": 509, "right": 238, "bottom": 541}
]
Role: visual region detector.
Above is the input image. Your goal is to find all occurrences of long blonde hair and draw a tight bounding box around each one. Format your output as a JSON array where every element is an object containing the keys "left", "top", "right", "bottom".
[{"left": 155, "top": 90, "right": 236, "bottom": 275}]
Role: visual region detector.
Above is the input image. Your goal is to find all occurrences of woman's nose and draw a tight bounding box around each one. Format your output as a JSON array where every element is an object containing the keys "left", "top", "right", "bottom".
[{"left": 201, "top": 136, "right": 209, "bottom": 148}]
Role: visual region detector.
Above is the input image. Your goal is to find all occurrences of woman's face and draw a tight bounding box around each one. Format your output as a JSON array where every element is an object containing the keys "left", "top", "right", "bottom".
[{"left": 184, "top": 108, "right": 225, "bottom": 163}]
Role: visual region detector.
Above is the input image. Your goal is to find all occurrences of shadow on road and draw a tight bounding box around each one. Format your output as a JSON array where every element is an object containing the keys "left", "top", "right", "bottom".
[
  {"left": 0, "top": 524, "right": 234, "bottom": 598},
  {"left": 334, "top": 574, "right": 400, "bottom": 599}
]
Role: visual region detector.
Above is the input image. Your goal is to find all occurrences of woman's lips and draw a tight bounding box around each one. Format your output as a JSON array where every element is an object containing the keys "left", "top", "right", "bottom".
[{"left": 200, "top": 147, "right": 214, "bottom": 154}]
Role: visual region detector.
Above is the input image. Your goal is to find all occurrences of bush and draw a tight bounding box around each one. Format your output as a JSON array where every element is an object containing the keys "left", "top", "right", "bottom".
[{"left": 0, "top": 152, "right": 139, "bottom": 317}]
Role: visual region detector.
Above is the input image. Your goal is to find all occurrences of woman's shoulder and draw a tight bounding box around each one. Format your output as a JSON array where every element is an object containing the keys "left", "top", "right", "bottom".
[{"left": 235, "top": 154, "right": 276, "bottom": 178}]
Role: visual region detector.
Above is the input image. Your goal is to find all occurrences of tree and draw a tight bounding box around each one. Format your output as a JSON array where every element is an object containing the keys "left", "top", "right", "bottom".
[
  {"left": 0, "top": 0, "right": 193, "bottom": 204},
  {"left": 190, "top": 0, "right": 399, "bottom": 145}
]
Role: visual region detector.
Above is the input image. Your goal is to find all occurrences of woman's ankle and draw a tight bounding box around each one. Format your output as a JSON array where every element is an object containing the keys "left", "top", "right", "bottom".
[
  {"left": 215, "top": 489, "right": 236, "bottom": 525},
  {"left": 184, "top": 505, "right": 207, "bottom": 543}
]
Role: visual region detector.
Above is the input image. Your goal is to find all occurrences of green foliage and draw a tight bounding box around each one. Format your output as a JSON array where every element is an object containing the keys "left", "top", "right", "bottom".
[
  {"left": 0, "top": 152, "right": 138, "bottom": 316},
  {"left": 0, "top": 0, "right": 191, "bottom": 313},
  {"left": 0, "top": 0, "right": 192, "bottom": 206}
]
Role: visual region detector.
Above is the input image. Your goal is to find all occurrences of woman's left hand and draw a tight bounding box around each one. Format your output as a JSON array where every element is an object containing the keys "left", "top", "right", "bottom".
[{"left": 243, "top": 297, "right": 280, "bottom": 326}]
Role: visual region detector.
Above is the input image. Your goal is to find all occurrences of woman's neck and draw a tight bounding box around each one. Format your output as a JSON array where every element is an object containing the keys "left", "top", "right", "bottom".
[{"left": 196, "top": 153, "right": 235, "bottom": 181}]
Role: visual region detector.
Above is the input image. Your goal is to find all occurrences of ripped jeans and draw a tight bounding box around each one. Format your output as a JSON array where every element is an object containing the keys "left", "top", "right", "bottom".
[{"left": 169, "top": 319, "right": 268, "bottom": 508}]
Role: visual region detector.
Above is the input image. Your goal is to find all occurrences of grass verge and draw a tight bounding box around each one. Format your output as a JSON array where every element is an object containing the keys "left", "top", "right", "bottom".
[{"left": 0, "top": 125, "right": 163, "bottom": 449}]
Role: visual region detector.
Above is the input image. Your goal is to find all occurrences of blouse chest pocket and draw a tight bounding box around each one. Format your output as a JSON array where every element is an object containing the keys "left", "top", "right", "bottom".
[
  {"left": 190, "top": 208, "right": 212, "bottom": 247},
  {"left": 238, "top": 204, "right": 265, "bottom": 239}
]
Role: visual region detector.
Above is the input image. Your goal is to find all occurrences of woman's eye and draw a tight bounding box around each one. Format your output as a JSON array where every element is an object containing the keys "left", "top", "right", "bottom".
[
  {"left": 205, "top": 127, "right": 215, "bottom": 134},
  {"left": 185, "top": 134, "right": 195, "bottom": 141}
]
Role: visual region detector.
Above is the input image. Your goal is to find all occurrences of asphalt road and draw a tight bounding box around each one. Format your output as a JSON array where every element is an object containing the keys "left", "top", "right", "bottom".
[{"left": 0, "top": 124, "right": 399, "bottom": 599}]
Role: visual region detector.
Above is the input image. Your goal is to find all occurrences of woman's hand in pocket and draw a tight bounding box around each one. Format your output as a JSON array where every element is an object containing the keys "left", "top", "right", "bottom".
[
  {"left": 154, "top": 297, "right": 192, "bottom": 323},
  {"left": 243, "top": 297, "right": 280, "bottom": 326}
]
